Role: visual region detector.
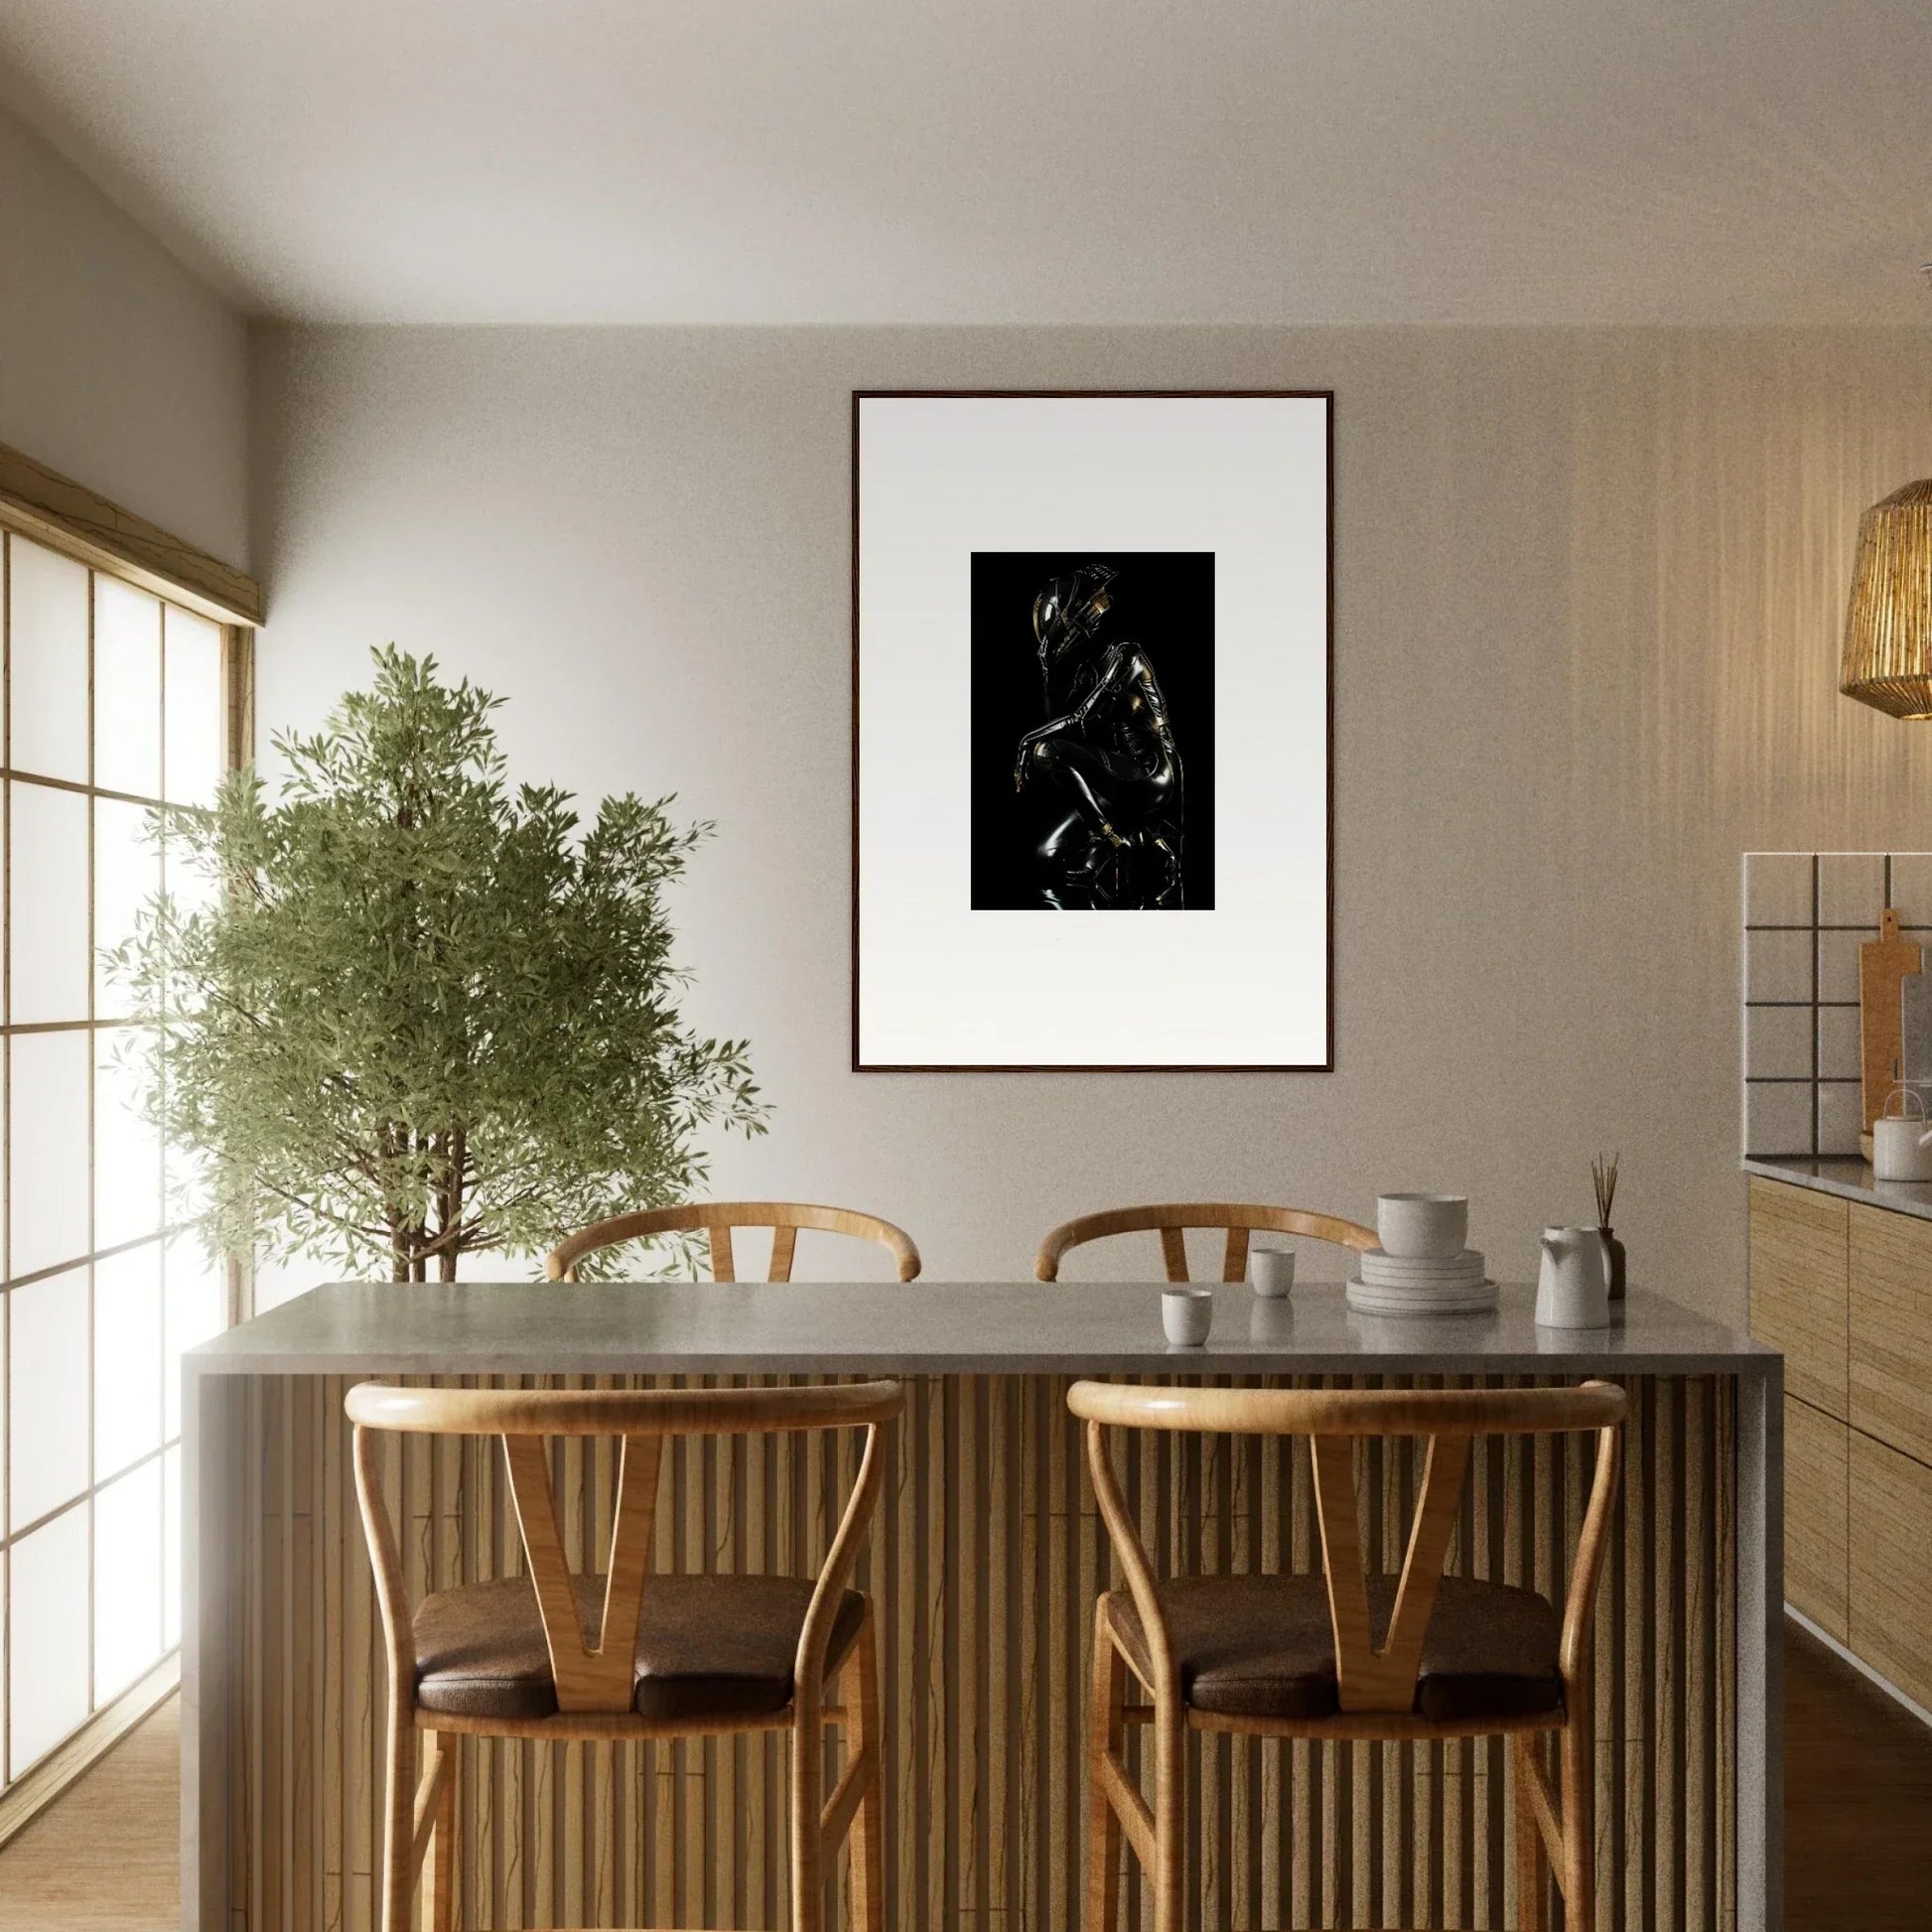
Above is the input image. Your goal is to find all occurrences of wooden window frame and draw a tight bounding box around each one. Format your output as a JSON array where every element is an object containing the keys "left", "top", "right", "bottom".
[{"left": 0, "top": 438, "right": 259, "bottom": 1845}]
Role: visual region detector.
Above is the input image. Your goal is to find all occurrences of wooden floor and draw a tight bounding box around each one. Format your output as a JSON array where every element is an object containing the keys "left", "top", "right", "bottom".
[
  {"left": 1, "top": 1622, "right": 1927, "bottom": 1929},
  {"left": 0, "top": 1698, "right": 179, "bottom": 1930},
  {"left": 1784, "top": 1619, "right": 1932, "bottom": 1932}
]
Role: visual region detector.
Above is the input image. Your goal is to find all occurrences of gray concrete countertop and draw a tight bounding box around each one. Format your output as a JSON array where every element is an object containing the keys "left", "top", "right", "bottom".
[
  {"left": 189, "top": 1280, "right": 1773, "bottom": 1379},
  {"left": 1743, "top": 1154, "right": 1932, "bottom": 1224}
]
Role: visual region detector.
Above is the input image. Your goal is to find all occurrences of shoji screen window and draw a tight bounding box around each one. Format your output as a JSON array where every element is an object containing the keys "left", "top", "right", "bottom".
[{"left": 1, "top": 531, "right": 231, "bottom": 1794}]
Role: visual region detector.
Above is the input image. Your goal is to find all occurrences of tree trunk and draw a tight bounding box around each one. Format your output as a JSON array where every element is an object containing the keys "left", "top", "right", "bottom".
[{"left": 434, "top": 1126, "right": 466, "bottom": 1283}]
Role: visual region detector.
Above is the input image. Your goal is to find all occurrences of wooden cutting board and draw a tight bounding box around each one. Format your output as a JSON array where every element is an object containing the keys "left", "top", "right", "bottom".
[{"left": 1862, "top": 907, "right": 1924, "bottom": 1134}]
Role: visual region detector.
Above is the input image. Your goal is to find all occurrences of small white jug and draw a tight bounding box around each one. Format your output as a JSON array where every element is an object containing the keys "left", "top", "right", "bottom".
[{"left": 1536, "top": 1226, "right": 1612, "bottom": 1329}]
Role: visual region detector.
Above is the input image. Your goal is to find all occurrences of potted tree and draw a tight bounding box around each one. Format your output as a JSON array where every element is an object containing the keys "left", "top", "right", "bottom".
[{"left": 109, "top": 646, "right": 766, "bottom": 1283}]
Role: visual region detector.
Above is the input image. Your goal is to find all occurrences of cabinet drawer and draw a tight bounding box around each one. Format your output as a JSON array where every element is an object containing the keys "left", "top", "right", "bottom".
[
  {"left": 1851, "top": 1202, "right": 1932, "bottom": 1466},
  {"left": 1850, "top": 1430, "right": 1932, "bottom": 1712},
  {"left": 1784, "top": 1396, "right": 1848, "bottom": 1641},
  {"left": 1748, "top": 1178, "right": 1848, "bottom": 1419}
]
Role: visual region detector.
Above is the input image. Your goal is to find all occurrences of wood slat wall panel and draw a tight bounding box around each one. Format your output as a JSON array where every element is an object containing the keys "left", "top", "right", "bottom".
[{"left": 212, "top": 1372, "right": 1736, "bottom": 1930}]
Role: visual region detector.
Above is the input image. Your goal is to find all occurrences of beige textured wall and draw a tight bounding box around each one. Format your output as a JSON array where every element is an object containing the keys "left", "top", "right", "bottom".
[
  {"left": 0, "top": 102, "right": 248, "bottom": 565},
  {"left": 247, "top": 325, "right": 1932, "bottom": 1312}
]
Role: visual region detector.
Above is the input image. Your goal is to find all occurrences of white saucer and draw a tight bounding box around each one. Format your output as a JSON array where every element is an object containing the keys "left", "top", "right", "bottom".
[
  {"left": 1345, "top": 1280, "right": 1499, "bottom": 1316},
  {"left": 1358, "top": 1245, "right": 1485, "bottom": 1274},
  {"left": 1357, "top": 1248, "right": 1487, "bottom": 1288}
]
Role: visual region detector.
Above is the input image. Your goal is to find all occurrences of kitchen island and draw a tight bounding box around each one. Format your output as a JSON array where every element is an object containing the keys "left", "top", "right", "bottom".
[{"left": 183, "top": 1281, "right": 1780, "bottom": 1931}]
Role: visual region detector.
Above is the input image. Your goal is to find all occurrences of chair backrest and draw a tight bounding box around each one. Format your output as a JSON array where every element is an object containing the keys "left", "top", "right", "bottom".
[
  {"left": 545, "top": 1200, "right": 921, "bottom": 1284},
  {"left": 1035, "top": 1201, "right": 1377, "bottom": 1285},
  {"left": 1066, "top": 1380, "right": 1626, "bottom": 1716},
  {"left": 346, "top": 1380, "right": 904, "bottom": 1717}
]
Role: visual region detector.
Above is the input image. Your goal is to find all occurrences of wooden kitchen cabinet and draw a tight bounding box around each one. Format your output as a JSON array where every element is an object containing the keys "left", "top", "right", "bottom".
[
  {"left": 1751, "top": 1173, "right": 1932, "bottom": 1718},
  {"left": 1748, "top": 1176, "right": 1848, "bottom": 1418},
  {"left": 1850, "top": 1428, "right": 1932, "bottom": 1713},
  {"left": 1851, "top": 1200, "right": 1932, "bottom": 1467},
  {"left": 1784, "top": 1393, "right": 1850, "bottom": 1641}
]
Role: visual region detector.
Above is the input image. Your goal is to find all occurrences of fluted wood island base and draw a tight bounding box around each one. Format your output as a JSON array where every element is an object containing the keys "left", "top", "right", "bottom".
[{"left": 183, "top": 1283, "right": 1781, "bottom": 1931}]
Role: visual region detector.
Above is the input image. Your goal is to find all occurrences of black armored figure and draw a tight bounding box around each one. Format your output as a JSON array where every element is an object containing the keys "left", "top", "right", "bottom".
[{"left": 1012, "top": 563, "right": 1185, "bottom": 908}]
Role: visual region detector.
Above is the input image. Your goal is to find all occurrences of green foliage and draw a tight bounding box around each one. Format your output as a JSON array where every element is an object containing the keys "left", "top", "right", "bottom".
[{"left": 107, "top": 646, "right": 766, "bottom": 1282}]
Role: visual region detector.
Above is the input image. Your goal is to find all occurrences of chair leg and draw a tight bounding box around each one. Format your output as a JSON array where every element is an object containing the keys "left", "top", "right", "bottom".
[
  {"left": 378, "top": 1701, "right": 416, "bottom": 1932},
  {"left": 1513, "top": 1734, "right": 1546, "bottom": 1932},
  {"left": 847, "top": 1604, "right": 887, "bottom": 1932},
  {"left": 1151, "top": 1692, "right": 1186, "bottom": 1932},
  {"left": 425, "top": 1732, "right": 457, "bottom": 1932},
  {"left": 1084, "top": 1606, "right": 1127, "bottom": 1932},
  {"left": 791, "top": 1689, "right": 827, "bottom": 1932},
  {"left": 1559, "top": 1699, "right": 1594, "bottom": 1932}
]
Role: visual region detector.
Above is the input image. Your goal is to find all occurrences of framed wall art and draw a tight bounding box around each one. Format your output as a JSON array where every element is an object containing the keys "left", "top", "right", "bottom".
[{"left": 852, "top": 390, "right": 1332, "bottom": 1071}]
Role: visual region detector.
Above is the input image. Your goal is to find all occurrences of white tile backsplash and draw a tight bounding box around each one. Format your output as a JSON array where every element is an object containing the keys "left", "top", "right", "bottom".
[
  {"left": 1746, "top": 1080, "right": 1814, "bottom": 1158},
  {"left": 1741, "top": 852, "right": 1932, "bottom": 1160},
  {"left": 1819, "top": 853, "right": 1887, "bottom": 927},
  {"left": 1745, "top": 927, "right": 1814, "bottom": 1002},
  {"left": 1891, "top": 854, "right": 1932, "bottom": 929},
  {"left": 1817, "top": 1004, "right": 1863, "bottom": 1082},
  {"left": 1745, "top": 1004, "right": 1811, "bottom": 1080},
  {"left": 1817, "top": 927, "right": 1874, "bottom": 1004},
  {"left": 1743, "top": 852, "right": 1813, "bottom": 927},
  {"left": 1816, "top": 1081, "right": 1864, "bottom": 1157}
]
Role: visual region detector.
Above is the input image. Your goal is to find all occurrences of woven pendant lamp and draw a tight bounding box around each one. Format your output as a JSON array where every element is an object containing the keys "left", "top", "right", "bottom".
[{"left": 1842, "top": 479, "right": 1932, "bottom": 718}]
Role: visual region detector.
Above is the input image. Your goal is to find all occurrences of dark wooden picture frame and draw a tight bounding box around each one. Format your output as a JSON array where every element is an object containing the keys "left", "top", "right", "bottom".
[{"left": 851, "top": 389, "right": 1334, "bottom": 1073}]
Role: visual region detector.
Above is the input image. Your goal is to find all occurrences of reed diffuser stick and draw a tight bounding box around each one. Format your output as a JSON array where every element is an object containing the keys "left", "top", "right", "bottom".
[
  {"left": 1591, "top": 1151, "right": 1627, "bottom": 1299},
  {"left": 1591, "top": 1151, "right": 1620, "bottom": 1228}
]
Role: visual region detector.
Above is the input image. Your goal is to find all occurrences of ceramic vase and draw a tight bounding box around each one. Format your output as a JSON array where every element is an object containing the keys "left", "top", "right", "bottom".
[{"left": 1600, "top": 1227, "right": 1626, "bottom": 1301}]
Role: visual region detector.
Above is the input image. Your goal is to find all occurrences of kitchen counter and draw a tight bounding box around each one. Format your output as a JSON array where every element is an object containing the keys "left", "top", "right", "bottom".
[
  {"left": 191, "top": 1277, "right": 1774, "bottom": 1377},
  {"left": 1744, "top": 1152, "right": 1932, "bottom": 1224},
  {"left": 183, "top": 1279, "right": 1783, "bottom": 1931}
]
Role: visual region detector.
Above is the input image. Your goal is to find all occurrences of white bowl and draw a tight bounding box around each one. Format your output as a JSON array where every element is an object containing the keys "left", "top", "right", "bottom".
[{"left": 1376, "top": 1193, "right": 1469, "bottom": 1259}]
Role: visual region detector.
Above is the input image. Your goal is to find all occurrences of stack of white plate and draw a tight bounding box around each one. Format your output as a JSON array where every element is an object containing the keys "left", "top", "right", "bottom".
[{"left": 1345, "top": 1246, "right": 1497, "bottom": 1316}]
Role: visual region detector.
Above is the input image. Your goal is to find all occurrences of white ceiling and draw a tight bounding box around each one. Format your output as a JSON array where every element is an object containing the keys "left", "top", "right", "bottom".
[{"left": 1, "top": 1, "right": 1928, "bottom": 326}]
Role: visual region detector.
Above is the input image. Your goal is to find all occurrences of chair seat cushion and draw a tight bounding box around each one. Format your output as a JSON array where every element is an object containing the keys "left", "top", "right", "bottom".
[
  {"left": 413, "top": 1573, "right": 866, "bottom": 1724},
  {"left": 1106, "top": 1573, "right": 1563, "bottom": 1724}
]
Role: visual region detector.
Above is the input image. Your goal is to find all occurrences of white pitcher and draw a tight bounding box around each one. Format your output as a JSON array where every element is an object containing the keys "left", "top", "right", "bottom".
[{"left": 1536, "top": 1226, "right": 1612, "bottom": 1329}]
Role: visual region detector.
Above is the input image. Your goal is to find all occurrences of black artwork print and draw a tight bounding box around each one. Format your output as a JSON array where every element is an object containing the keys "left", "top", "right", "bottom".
[{"left": 970, "top": 552, "right": 1214, "bottom": 910}]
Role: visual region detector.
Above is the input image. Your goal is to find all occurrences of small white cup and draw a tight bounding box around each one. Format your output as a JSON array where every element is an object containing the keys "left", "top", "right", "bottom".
[
  {"left": 1377, "top": 1192, "right": 1469, "bottom": 1259},
  {"left": 1162, "top": 1287, "right": 1214, "bottom": 1346},
  {"left": 1250, "top": 1248, "right": 1297, "bottom": 1298}
]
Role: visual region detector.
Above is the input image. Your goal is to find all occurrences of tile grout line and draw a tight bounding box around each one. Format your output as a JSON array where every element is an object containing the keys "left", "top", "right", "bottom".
[{"left": 1810, "top": 853, "right": 1820, "bottom": 1156}]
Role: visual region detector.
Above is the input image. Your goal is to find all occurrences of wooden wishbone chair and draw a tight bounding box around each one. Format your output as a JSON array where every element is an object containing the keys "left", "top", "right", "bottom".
[
  {"left": 1035, "top": 1201, "right": 1376, "bottom": 1284},
  {"left": 1067, "top": 1379, "right": 1626, "bottom": 1932},
  {"left": 546, "top": 1200, "right": 921, "bottom": 1283},
  {"left": 345, "top": 1378, "right": 904, "bottom": 1932}
]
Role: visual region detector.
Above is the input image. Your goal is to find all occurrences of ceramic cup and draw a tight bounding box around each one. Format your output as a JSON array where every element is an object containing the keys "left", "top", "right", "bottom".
[
  {"left": 1162, "top": 1286, "right": 1214, "bottom": 1346},
  {"left": 1250, "top": 1248, "right": 1297, "bottom": 1298},
  {"left": 1376, "top": 1192, "right": 1468, "bottom": 1260}
]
